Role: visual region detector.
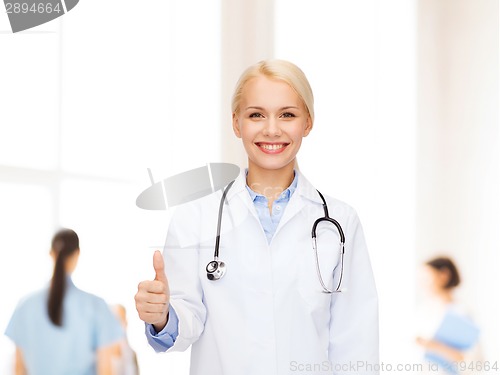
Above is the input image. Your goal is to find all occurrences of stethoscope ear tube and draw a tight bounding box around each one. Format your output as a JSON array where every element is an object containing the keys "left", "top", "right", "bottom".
[{"left": 312, "top": 190, "right": 346, "bottom": 293}]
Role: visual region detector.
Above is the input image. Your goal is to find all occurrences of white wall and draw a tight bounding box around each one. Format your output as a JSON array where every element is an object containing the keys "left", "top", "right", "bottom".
[{"left": 417, "top": 0, "right": 500, "bottom": 359}]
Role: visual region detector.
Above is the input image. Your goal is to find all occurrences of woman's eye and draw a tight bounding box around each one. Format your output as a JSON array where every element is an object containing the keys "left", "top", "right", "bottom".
[
  {"left": 281, "top": 112, "right": 296, "bottom": 118},
  {"left": 249, "top": 113, "right": 264, "bottom": 118}
]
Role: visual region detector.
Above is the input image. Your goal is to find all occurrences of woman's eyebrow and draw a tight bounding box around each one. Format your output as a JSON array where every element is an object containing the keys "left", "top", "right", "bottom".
[{"left": 245, "top": 106, "right": 300, "bottom": 110}]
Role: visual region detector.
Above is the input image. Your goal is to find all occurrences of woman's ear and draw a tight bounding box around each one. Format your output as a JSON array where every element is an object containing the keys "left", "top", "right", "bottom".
[
  {"left": 232, "top": 113, "right": 242, "bottom": 138},
  {"left": 303, "top": 116, "right": 313, "bottom": 137}
]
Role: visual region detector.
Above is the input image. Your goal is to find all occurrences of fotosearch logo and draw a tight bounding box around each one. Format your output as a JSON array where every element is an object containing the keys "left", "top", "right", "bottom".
[{"left": 3, "top": 0, "right": 79, "bottom": 33}]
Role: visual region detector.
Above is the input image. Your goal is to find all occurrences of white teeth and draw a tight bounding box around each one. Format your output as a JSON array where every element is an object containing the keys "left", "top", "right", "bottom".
[{"left": 260, "top": 144, "right": 284, "bottom": 150}]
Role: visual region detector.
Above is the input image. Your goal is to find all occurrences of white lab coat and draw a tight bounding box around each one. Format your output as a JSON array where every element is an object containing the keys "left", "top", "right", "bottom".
[{"left": 162, "top": 169, "right": 379, "bottom": 375}]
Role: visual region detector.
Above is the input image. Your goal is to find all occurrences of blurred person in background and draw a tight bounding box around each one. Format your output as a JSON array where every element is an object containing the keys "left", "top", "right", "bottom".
[
  {"left": 111, "top": 304, "right": 139, "bottom": 375},
  {"left": 416, "top": 256, "right": 482, "bottom": 374},
  {"left": 4, "top": 228, "right": 124, "bottom": 375}
]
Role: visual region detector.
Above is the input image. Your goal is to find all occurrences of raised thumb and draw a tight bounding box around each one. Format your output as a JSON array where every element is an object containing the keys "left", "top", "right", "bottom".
[{"left": 153, "top": 250, "right": 167, "bottom": 282}]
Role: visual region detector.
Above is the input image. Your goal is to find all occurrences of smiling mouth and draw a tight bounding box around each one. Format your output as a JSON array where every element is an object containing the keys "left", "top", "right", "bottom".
[{"left": 255, "top": 142, "right": 289, "bottom": 154}]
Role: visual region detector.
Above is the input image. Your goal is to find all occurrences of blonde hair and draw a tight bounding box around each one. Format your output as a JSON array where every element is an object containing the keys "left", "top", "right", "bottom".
[{"left": 231, "top": 59, "right": 314, "bottom": 123}]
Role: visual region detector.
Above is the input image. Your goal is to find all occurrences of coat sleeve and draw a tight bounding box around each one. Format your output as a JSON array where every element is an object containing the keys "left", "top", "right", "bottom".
[
  {"left": 154, "top": 202, "right": 207, "bottom": 353},
  {"left": 328, "top": 210, "right": 379, "bottom": 375}
]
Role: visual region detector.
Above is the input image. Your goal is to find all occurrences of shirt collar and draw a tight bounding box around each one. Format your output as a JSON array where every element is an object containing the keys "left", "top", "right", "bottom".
[{"left": 244, "top": 169, "right": 298, "bottom": 202}]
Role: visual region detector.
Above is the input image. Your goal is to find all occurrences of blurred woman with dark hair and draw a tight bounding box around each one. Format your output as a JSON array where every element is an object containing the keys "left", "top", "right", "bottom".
[
  {"left": 416, "top": 256, "right": 481, "bottom": 375},
  {"left": 5, "top": 228, "right": 123, "bottom": 375},
  {"left": 425, "top": 257, "right": 461, "bottom": 294}
]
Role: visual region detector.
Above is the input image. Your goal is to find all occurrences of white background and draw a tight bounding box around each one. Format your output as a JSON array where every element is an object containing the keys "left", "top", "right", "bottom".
[{"left": 0, "top": 0, "right": 498, "bottom": 374}]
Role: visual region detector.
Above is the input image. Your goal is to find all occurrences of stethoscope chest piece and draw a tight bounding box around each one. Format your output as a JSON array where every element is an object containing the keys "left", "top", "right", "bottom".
[{"left": 206, "top": 260, "right": 226, "bottom": 280}]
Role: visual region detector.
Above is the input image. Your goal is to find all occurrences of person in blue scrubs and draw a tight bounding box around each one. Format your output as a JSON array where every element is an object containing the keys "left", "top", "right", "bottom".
[
  {"left": 416, "top": 257, "right": 481, "bottom": 374},
  {"left": 5, "top": 228, "right": 124, "bottom": 375}
]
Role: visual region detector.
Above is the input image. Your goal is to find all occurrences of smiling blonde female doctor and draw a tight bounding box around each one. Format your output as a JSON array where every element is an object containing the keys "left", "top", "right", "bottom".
[{"left": 135, "top": 60, "right": 379, "bottom": 375}]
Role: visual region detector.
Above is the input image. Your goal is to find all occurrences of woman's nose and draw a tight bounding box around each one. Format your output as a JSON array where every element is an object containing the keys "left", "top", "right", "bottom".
[{"left": 262, "top": 118, "right": 282, "bottom": 137}]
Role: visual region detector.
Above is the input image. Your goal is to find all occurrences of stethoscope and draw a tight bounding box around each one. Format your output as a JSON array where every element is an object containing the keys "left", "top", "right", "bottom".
[{"left": 206, "top": 180, "right": 346, "bottom": 293}]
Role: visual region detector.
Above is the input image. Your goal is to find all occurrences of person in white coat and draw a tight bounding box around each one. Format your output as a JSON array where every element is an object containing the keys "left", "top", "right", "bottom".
[{"left": 135, "top": 59, "right": 379, "bottom": 375}]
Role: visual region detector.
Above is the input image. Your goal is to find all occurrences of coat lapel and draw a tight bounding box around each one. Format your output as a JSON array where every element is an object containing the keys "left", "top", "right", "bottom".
[{"left": 225, "top": 169, "right": 260, "bottom": 224}]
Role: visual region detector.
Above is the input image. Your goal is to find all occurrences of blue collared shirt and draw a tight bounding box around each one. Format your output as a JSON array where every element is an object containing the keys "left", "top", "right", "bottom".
[
  {"left": 146, "top": 170, "right": 298, "bottom": 350},
  {"left": 245, "top": 169, "right": 298, "bottom": 244}
]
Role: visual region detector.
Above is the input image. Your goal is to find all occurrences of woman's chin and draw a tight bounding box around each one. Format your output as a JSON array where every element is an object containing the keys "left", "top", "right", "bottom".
[{"left": 248, "top": 157, "right": 296, "bottom": 172}]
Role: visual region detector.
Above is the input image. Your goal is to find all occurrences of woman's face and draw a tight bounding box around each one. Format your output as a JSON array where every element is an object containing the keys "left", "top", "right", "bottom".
[
  {"left": 422, "top": 265, "right": 449, "bottom": 294},
  {"left": 232, "top": 75, "right": 312, "bottom": 172}
]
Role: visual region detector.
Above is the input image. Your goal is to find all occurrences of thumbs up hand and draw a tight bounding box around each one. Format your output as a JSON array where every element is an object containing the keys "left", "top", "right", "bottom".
[
  {"left": 135, "top": 250, "right": 171, "bottom": 332},
  {"left": 153, "top": 249, "right": 168, "bottom": 284}
]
